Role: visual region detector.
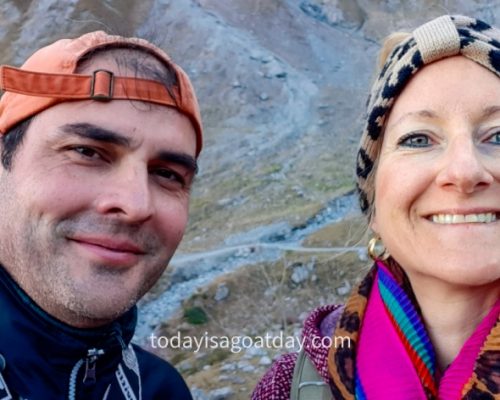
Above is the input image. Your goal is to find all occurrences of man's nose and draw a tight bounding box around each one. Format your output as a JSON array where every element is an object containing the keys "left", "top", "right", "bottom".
[
  {"left": 435, "top": 136, "right": 494, "bottom": 194},
  {"left": 94, "top": 164, "right": 154, "bottom": 223}
]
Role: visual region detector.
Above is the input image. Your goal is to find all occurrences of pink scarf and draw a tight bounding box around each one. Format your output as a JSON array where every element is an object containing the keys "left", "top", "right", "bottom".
[{"left": 356, "top": 263, "right": 500, "bottom": 399}]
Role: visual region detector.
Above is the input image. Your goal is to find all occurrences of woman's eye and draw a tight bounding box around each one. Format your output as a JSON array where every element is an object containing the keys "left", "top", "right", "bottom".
[
  {"left": 486, "top": 131, "right": 500, "bottom": 145},
  {"left": 398, "top": 133, "right": 431, "bottom": 148}
]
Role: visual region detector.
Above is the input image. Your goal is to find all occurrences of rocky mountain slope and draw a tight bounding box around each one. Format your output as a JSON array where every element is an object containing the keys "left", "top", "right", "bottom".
[
  {"left": 1, "top": 1, "right": 499, "bottom": 398},
  {"left": 2, "top": 0, "right": 498, "bottom": 250}
]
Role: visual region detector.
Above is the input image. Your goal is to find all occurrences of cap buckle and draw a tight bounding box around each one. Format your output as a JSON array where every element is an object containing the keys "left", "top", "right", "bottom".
[{"left": 90, "top": 69, "right": 114, "bottom": 101}]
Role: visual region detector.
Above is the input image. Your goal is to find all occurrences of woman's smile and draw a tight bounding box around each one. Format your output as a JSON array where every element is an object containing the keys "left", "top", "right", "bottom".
[{"left": 428, "top": 211, "right": 498, "bottom": 224}]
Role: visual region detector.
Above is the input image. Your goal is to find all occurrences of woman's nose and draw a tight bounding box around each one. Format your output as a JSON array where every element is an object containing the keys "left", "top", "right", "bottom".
[{"left": 435, "top": 136, "right": 494, "bottom": 194}]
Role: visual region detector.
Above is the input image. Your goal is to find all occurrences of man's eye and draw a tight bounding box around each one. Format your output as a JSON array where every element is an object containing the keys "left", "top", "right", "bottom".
[
  {"left": 486, "top": 131, "right": 500, "bottom": 145},
  {"left": 153, "top": 168, "right": 185, "bottom": 186},
  {"left": 72, "top": 146, "right": 101, "bottom": 159},
  {"left": 398, "top": 133, "right": 431, "bottom": 148}
]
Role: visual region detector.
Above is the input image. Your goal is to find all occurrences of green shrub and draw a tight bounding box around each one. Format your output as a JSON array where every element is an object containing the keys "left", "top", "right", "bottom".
[{"left": 183, "top": 306, "right": 208, "bottom": 325}]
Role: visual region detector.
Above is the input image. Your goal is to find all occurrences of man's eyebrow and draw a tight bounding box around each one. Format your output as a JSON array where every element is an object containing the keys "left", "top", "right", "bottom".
[
  {"left": 157, "top": 151, "right": 198, "bottom": 174},
  {"left": 59, "top": 123, "right": 133, "bottom": 147},
  {"left": 59, "top": 122, "right": 198, "bottom": 173}
]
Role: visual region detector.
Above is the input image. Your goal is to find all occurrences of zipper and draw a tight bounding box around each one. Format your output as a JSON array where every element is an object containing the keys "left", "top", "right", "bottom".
[
  {"left": 83, "top": 348, "right": 105, "bottom": 385},
  {"left": 68, "top": 348, "right": 104, "bottom": 400},
  {"left": 68, "top": 359, "right": 83, "bottom": 400},
  {"left": 68, "top": 324, "right": 125, "bottom": 399}
]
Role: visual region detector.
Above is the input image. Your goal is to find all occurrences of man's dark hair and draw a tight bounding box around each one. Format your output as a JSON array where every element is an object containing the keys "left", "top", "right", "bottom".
[
  {"left": 1, "top": 117, "right": 32, "bottom": 170},
  {"left": 1, "top": 43, "right": 179, "bottom": 170}
]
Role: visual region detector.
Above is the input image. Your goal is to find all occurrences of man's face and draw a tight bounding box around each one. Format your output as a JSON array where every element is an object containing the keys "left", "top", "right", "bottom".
[{"left": 0, "top": 59, "right": 197, "bottom": 328}]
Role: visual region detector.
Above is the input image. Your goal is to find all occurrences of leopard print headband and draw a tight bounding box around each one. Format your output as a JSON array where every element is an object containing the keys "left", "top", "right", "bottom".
[{"left": 356, "top": 15, "right": 500, "bottom": 217}]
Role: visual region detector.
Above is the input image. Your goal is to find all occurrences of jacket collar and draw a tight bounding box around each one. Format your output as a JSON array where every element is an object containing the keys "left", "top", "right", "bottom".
[{"left": 0, "top": 264, "right": 137, "bottom": 397}]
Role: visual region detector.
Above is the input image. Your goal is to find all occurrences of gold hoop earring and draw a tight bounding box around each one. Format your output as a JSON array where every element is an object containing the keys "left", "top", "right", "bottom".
[{"left": 367, "top": 236, "right": 390, "bottom": 261}]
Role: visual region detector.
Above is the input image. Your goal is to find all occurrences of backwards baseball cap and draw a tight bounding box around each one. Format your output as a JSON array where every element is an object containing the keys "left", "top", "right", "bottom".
[{"left": 0, "top": 31, "right": 203, "bottom": 156}]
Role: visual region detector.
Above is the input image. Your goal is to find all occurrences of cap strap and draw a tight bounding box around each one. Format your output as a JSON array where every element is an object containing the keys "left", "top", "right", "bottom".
[{"left": 0, "top": 65, "right": 181, "bottom": 107}]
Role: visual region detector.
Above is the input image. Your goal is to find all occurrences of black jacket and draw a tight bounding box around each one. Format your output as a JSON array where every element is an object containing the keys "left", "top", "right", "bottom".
[{"left": 0, "top": 265, "right": 192, "bottom": 399}]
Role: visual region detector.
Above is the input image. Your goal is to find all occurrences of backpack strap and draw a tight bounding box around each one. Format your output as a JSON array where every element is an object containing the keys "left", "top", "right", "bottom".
[{"left": 290, "top": 348, "right": 333, "bottom": 400}]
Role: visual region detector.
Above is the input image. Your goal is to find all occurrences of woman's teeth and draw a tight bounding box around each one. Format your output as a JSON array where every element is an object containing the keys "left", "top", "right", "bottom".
[{"left": 431, "top": 213, "right": 497, "bottom": 224}]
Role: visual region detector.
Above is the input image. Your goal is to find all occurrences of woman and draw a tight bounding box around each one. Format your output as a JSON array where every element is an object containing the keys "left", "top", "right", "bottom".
[{"left": 252, "top": 15, "right": 500, "bottom": 399}]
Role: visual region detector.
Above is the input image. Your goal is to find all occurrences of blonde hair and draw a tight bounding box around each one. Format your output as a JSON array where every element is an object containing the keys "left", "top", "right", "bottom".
[
  {"left": 363, "top": 32, "right": 412, "bottom": 223},
  {"left": 377, "top": 32, "right": 412, "bottom": 72}
]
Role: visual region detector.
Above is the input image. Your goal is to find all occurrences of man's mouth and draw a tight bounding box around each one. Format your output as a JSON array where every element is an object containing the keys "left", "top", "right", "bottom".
[
  {"left": 68, "top": 236, "right": 146, "bottom": 267},
  {"left": 429, "top": 212, "right": 498, "bottom": 224},
  {"left": 69, "top": 236, "right": 145, "bottom": 254}
]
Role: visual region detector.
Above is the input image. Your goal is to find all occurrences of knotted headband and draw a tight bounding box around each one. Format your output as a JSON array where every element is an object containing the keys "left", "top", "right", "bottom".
[{"left": 356, "top": 15, "right": 500, "bottom": 217}]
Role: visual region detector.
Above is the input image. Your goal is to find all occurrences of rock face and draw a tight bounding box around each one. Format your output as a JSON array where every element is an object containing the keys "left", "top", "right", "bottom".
[{"left": 1, "top": 0, "right": 498, "bottom": 249}]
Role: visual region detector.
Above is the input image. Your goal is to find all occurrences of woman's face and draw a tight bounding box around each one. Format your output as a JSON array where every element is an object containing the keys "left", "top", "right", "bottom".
[{"left": 372, "top": 56, "right": 500, "bottom": 286}]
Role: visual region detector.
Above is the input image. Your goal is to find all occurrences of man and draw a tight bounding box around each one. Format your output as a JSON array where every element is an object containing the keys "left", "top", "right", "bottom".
[{"left": 0, "top": 31, "right": 202, "bottom": 399}]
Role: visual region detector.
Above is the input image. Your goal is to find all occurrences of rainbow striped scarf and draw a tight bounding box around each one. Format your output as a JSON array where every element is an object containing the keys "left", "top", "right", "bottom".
[{"left": 327, "top": 261, "right": 500, "bottom": 399}]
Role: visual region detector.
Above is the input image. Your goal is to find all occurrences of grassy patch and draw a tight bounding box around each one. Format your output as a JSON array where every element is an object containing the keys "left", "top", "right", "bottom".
[
  {"left": 259, "top": 163, "right": 282, "bottom": 175},
  {"left": 183, "top": 306, "right": 209, "bottom": 325},
  {"left": 304, "top": 216, "right": 368, "bottom": 248}
]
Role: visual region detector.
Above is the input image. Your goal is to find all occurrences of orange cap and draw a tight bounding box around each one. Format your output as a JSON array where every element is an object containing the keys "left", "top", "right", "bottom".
[{"left": 0, "top": 31, "right": 203, "bottom": 156}]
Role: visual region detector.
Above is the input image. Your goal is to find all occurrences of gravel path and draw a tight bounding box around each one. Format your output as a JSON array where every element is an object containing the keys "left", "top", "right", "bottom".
[{"left": 134, "top": 192, "right": 360, "bottom": 343}]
